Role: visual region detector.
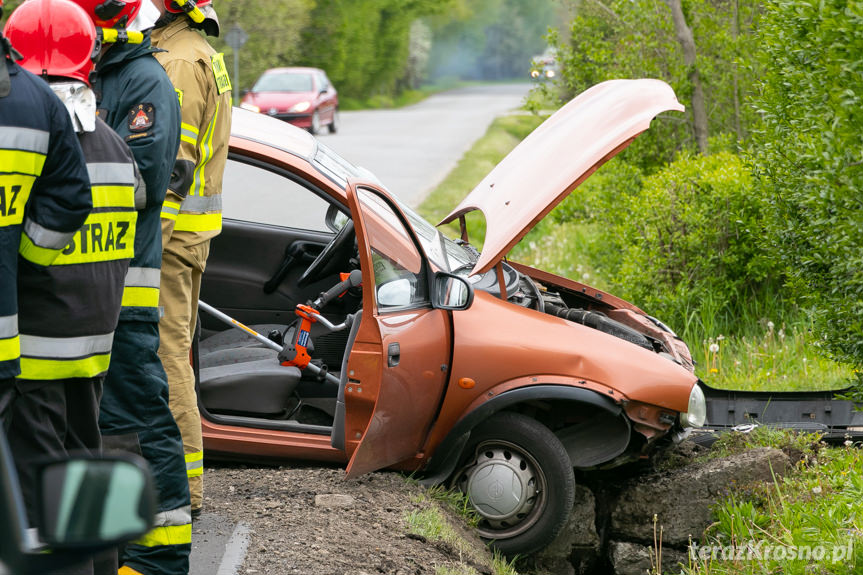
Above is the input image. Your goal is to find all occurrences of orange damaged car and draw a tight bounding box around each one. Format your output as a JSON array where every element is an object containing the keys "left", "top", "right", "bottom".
[{"left": 197, "top": 79, "right": 706, "bottom": 555}]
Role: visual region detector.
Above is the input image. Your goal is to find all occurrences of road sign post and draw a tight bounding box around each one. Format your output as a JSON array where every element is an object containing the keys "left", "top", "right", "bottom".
[{"left": 223, "top": 23, "right": 249, "bottom": 105}]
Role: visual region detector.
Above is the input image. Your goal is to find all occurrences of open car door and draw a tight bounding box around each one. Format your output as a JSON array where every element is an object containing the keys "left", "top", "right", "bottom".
[{"left": 341, "top": 180, "right": 452, "bottom": 478}]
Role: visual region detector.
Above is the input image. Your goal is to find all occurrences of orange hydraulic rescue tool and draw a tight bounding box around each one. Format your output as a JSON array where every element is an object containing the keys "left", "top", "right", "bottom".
[
  {"left": 279, "top": 270, "right": 362, "bottom": 371},
  {"left": 197, "top": 270, "right": 362, "bottom": 386}
]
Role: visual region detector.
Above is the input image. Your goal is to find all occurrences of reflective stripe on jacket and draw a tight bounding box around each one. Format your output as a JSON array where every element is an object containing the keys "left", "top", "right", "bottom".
[
  {"left": 0, "top": 59, "right": 91, "bottom": 378},
  {"left": 93, "top": 35, "right": 181, "bottom": 323},
  {"left": 17, "top": 118, "right": 139, "bottom": 380}
]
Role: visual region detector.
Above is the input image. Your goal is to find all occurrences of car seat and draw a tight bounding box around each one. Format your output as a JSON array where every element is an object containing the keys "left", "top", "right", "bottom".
[{"left": 198, "top": 324, "right": 301, "bottom": 416}]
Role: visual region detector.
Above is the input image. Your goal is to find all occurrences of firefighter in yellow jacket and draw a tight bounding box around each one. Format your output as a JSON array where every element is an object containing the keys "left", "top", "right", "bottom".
[{"left": 150, "top": 0, "right": 231, "bottom": 516}]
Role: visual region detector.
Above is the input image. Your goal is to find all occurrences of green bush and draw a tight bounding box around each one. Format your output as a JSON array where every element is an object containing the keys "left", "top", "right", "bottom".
[
  {"left": 748, "top": 0, "right": 863, "bottom": 369},
  {"left": 552, "top": 158, "right": 644, "bottom": 226},
  {"left": 592, "top": 151, "right": 787, "bottom": 336}
]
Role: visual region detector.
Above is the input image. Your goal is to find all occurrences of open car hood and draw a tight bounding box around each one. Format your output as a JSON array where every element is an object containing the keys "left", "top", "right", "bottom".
[{"left": 439, "top": 79, "right": 684, "bottom": 275}]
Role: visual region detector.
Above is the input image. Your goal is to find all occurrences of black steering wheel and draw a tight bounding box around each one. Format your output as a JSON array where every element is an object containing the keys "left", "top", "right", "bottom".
[{"left": 297, "top": 220, "right": 355, "bottom": 287}]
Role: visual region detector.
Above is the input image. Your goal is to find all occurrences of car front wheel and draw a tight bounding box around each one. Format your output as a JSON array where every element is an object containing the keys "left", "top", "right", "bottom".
[
  {"left": 454, "top": 412, "right": 575, "bottom": 556},
  {"left": 309, "top": 110, "right": 321, "bottom": 135},
  {"left": 328, "top": 108, "right": 339, "bottom": 134}
]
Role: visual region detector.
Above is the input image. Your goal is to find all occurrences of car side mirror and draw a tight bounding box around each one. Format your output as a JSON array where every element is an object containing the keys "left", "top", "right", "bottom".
[
  {"left": 377, "top": 278, "right": 412, "bottom": 307},
  {"left": 37, "top": 455, "right": 156, "bottom": 549},
  {"left": 433, "top": 272, "right": 473, "bottom": 310},
  {"left": 240, "top": 88, "right": 249, "bottom": 97},
  {"left": 325, "top": 203, "right": 350, "bottom": 233}
]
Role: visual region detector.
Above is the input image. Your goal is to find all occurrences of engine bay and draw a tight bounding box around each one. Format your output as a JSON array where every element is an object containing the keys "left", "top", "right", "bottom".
[{"left": 468, "top": 261, "right": 693, "bottom": 370}]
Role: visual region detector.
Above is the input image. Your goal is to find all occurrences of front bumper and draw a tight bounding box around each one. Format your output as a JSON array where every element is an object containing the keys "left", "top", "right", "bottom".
[
  {"left": 265, "top": 111, "right": 313, "bottom": 129},
  {"left": 699, "top": 382, "right": 863, "bottom": 442}
]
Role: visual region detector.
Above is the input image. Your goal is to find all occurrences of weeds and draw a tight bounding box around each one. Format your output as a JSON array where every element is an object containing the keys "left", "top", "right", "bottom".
[
  {"left": 424, "top": 484, "right": 480, "bottom": 528},
  {"left": 694, "top": 320, "right": 853, "bottom": 392},
  {"left": 405, "top": 486, "right": 520, "bottom": 575},
  {"left": 686, "top": 444, "right": 863, "bottom": 574},
  {"left": 651, "top": 513, "right": 664, "bottom": 575}
]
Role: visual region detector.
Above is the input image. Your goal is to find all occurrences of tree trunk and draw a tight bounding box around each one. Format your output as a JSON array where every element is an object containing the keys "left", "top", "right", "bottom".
[
  {"left": 732, "top": 0, "right": 742, "bottom": 140},
  {"left": 665, "top": 0, "right": 709, "bottom": 154}
]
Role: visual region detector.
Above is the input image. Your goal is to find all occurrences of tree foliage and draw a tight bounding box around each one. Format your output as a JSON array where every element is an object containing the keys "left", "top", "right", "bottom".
[
  {"left": 749, "top": 0, "right": 863, "bottom": 365},
  {"left": 545, "top": 0, "right": 760, "bottom": 165},
  {"left": 96, "top": 0, "right": 447, "bottom": 101},
  {"left": 210, "top": 0, "right": 314, "bottom": 94},
  {"left": 295, "top": 0, "right": 447, "bottom": 101},
  {"left": 2, "top": 0, "right": 550, "bottom": 100}
]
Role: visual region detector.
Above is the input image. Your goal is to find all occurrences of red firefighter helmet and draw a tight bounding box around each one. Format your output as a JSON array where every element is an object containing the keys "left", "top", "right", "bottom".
[
  {"left": 3, "top": 0, "right": 97, "bottom": 85},
  {"left": 71, "top": 0, "right": 142, "bottom": 28}
]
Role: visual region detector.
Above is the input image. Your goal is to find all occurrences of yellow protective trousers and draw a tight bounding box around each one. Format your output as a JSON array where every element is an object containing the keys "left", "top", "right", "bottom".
[{"left": 158, "top": 222, "right": 209, "bottom": 511}]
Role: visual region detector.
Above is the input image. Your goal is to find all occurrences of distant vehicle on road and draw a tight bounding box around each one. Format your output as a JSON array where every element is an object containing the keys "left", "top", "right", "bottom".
[
  {"left": 240, "top": 67, "right": 339, "bottom": 135},
  {"left": 530, "top": 47, "right": 559, "bottom": 80}
]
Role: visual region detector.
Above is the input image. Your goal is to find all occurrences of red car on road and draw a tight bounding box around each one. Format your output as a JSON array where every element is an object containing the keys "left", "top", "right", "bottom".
[{"left": 240, "top": 66, "right": 339, "bottom": 135}]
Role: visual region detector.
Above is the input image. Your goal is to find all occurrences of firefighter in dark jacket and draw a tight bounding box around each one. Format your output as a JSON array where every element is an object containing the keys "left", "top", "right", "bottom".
[
  {"left": 3, "top": 6, "right": 141, "bottom": 575},
  {"left": 0, "top": 0, "right": 92, "bottom": 425},
  {"left": 70, "top": 1, "right": 192, "bottom": 574}
]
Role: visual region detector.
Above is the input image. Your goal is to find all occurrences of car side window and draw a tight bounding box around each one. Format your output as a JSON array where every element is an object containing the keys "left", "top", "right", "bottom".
[
  {"left": 357, "top": 187, "right": 428, "bottom": 311},
  {"left": 222, "top": 158, "right": 331, "bottom": 231}
]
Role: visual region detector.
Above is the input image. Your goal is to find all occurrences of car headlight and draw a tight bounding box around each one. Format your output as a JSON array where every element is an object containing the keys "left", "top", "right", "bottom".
[
  {"left": 240, "top": 102, "right": 260, "bottom": 113},
  {"left": 680, "top": 383, "right": 706, "bottom": 428},
  {"left": 545, "top": 69, "right": 555, "bottom": 78},
  {"left": 290, "top": 101, "right": 311, "bottom": 113}
]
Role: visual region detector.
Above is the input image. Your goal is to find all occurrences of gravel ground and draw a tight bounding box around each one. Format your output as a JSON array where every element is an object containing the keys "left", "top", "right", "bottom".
[{"left": 203, "top": 461, "right": 495, "bottom": 575}]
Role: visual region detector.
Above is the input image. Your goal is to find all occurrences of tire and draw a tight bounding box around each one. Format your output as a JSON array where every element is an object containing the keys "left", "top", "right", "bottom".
[
  {"left": 308, "top": 110, "right": 321, "bottom": 135},
  {"left": 328, "top": 108, "right": 339, "bottom": 134},
  {"left": 453, "top": 412, "right": 575, "bottom": 556}
]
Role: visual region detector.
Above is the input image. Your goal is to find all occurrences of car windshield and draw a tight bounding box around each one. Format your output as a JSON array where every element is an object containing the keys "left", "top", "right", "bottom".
[
  {"left": 359, "top": 191, "right": 474, "bottom": 273},
  {"left": 253, "top": 72, "right": 314, "bottom": 93},
  {"left": 311, "top": 144, "right": 474, "bottom": 273}
]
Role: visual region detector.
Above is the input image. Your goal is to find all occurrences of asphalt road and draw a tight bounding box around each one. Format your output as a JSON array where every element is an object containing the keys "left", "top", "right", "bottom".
[
  {"left": 192, "top": 83, "right": 532, "bottom": 575},
  {"left": 316, "top": 83, "right": 532, "bottom": 206}
]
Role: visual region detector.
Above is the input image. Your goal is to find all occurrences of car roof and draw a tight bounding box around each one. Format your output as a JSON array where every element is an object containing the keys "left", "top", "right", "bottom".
[
  {"left": 230, "top": 107, "right": 318, "bottom": 162},
  {"left": 261, "top": 67, "right": 324, "bottom": 75}
]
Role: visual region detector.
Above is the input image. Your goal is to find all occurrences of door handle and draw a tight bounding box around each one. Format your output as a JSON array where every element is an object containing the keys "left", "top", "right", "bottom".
[
  {"left": 387, "top": 342, "right": 400, "bottom": 367},
  {"left": 263, "top": 241, "right": 323, "bottom": 294}
]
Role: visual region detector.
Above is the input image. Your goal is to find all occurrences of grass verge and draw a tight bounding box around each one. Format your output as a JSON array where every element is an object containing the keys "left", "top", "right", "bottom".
[
  {"left": 694, "top": 323, "right": 853, "bottom": 392},
  {"left": 405, "top": 486, "right": 519, "bottom": 575}
]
